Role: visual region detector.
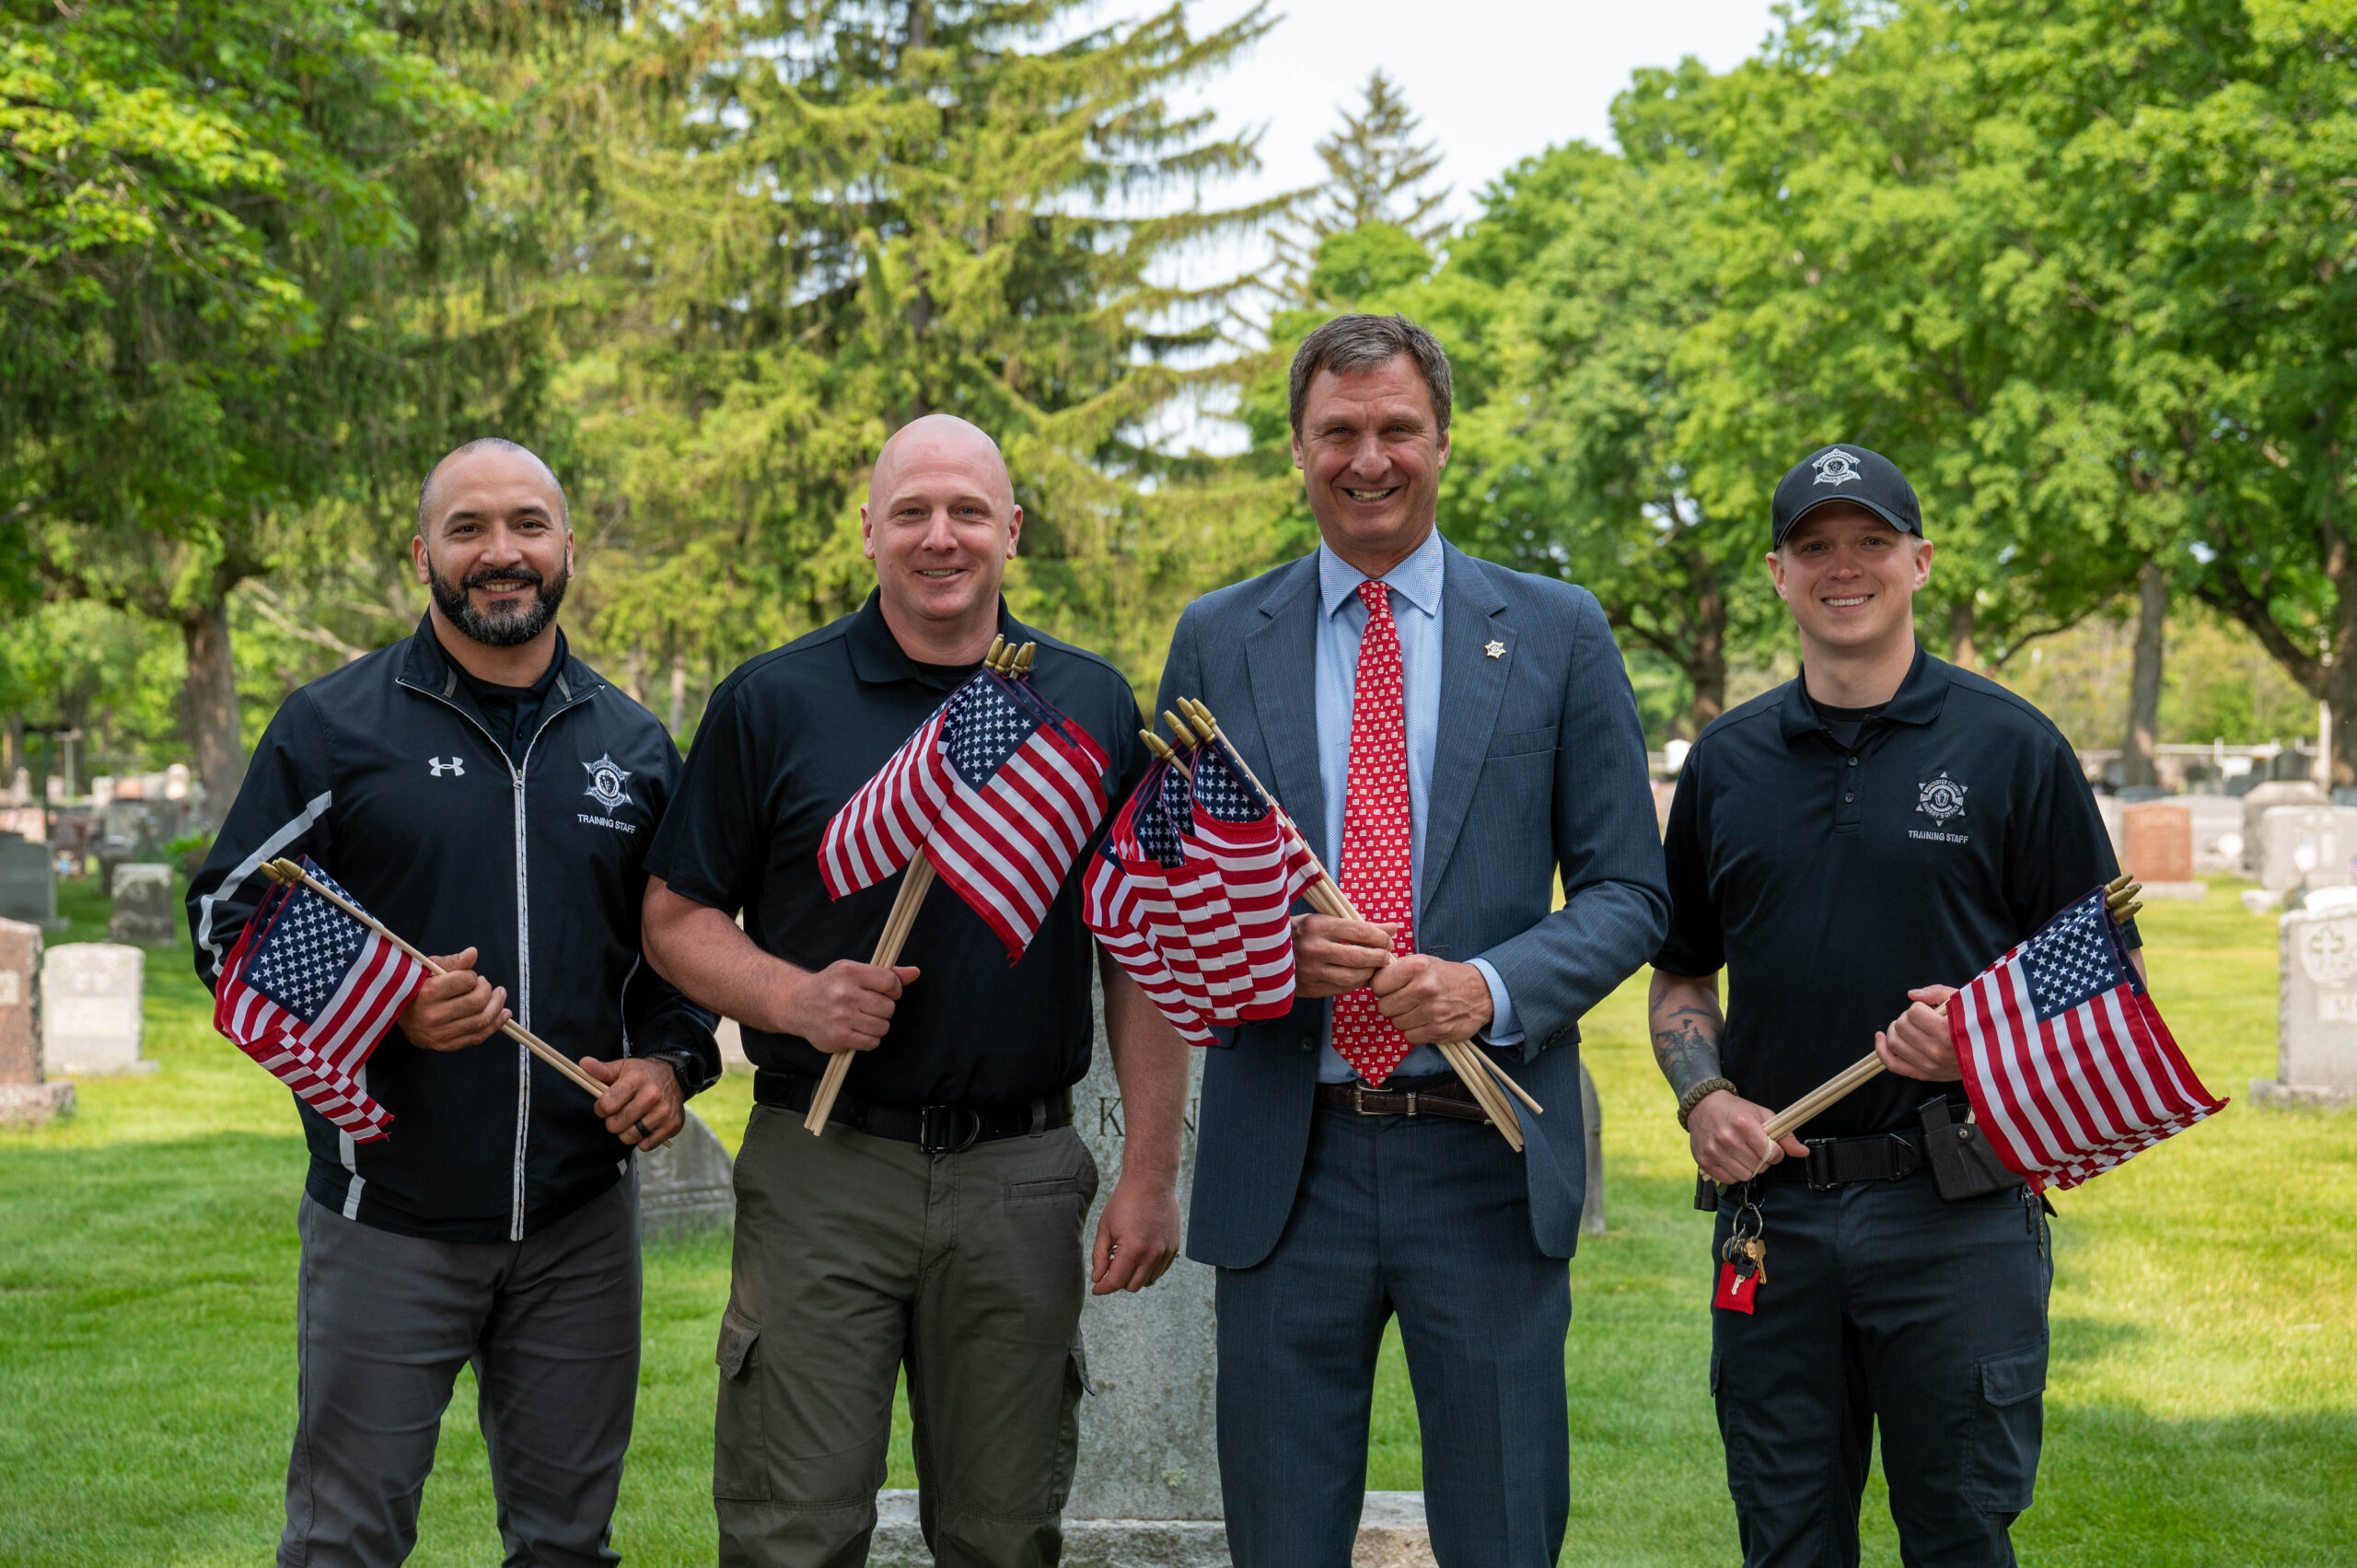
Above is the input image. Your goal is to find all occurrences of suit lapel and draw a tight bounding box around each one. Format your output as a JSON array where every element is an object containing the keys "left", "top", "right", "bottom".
[
  {"left": 1422, "top": 543, "right": 1512, "bottom": 902},
  {"left": 1242, "top": 558, "right": 1326, "bottom": 845}
]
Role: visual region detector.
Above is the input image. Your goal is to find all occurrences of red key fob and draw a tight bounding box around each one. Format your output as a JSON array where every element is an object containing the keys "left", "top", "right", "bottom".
[{"left": 1714, "top": 1261, "right": 1759, "bottom": 1314}]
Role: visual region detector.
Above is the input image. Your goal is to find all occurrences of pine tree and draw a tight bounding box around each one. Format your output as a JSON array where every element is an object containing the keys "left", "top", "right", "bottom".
[
  {"left": 1304, "top": 70, "right": 1451, "bottom": 246},
  {"left": 564, "top": 0, "right": 1297, "bottom": 700}
]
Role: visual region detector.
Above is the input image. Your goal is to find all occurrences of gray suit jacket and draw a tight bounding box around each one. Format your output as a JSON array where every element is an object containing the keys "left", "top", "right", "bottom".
[{"left": 1154, "top": 540, "right": 1669, "bottom": 1266}]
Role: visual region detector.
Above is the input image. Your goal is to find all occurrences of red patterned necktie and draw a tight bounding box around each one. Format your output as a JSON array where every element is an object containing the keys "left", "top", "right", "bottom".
[{"left": 1332, "top": 579, "right": 1417, "bottom": 1086}]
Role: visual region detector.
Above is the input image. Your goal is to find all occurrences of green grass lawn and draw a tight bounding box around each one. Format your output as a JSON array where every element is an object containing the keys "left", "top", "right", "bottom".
[{"left": 1, "top": 876, "right": 2350, "bottom": 1564}]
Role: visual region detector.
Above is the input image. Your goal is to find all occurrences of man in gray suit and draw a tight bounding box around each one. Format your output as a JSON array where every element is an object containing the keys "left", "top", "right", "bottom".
[{"left": 1153, "top": 314, "right": 1668, "bottom": 1566}]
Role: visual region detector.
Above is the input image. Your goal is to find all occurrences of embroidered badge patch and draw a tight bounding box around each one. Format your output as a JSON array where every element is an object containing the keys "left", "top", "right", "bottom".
[
  {"left": 1811, "top": 447, "right": 1864, "bottom": 487},
  {"left": 1916, "top": 771, "right": 1968, "bottom": 825},
  {"left": 582, "top": 754, "right": 633, "bottom": 812}
]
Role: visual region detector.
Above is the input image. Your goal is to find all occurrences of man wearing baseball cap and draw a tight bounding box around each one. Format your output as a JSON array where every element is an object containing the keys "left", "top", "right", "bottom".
[{"left": 1644, "top": 444, "right": 2138, "bottom": 1564}]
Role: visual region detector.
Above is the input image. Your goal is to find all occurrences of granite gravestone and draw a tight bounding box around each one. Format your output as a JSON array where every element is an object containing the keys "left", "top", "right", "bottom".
[
  {"left": 0, "top": 837, "right": 64, "bottom": 932},
  {"left": 2121, "top": 803, "right": 2205, "bottom": 900},
  {"left": 2258, "top": 806, "right": 2357, "bottom": 893},
  {"left": 2241, "top": 780, "right": 2328, "bottom": 876},
  {"left": 638, "top": 1107, "right": 736, "bottom": 1241},
  {"left": 107, "top": 863, "right": 178, "bottom": 946},
  {"left": 868, "top": 978, "right": 1438, "bottom": 1567},
  {"left": 41, "top": 943, "right": 152, "bottom": 1076},
  {"left": 0, "top": 918, "right": 74, "bottom": 1126},
  {"left": 2186, "top": 795, "right": 2247, "bottom": 876},
  {"left": 2259, "top": 903, "right": 2357, "bottom": 1106}
]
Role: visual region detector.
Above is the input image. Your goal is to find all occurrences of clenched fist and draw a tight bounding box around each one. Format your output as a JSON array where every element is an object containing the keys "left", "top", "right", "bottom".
[
  {"left": 396, "top": 947, "right": 508, "bottom": 1052},
  {"left": 784, "top": 959, "right": 921, "bottom": 1054}
]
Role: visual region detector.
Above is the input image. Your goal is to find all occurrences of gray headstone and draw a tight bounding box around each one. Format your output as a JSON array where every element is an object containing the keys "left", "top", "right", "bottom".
[
  {"left": 1071, "top": 986, "right": 1221, "bottom": 1521},
  {"left": 2185, "top": 795, "right": 2246, "bottom": 876},
  {"left": 41, "top": 943, "right": 152, "bottom": 1076},
  {"left": 0, "top": 838, "right": 63, "bottom": 932},
  {"left": 866, "top": 1489, "right": 1434, "bottom": 1567},
  {"left": 2258, "top": 805, "right": 2357, "bottom": 892},
  {"left": 2258, "top": 904, "right": 2357, "bottom": 1106},
  {"left": 638, "top": 1107, "right": 735, "bottom": 1241},
  {"left": 2243, "top": 780, "right": 2328, "bottom": 876},
  {"left": 1580, "top": 1061, "right": 1606, "bottom": 1236},
  {"left": 107, "top": 863, "right": 178, "bottom": 946},
  {"left": 0, "top": 917, "right": 73, "bottom": 1127}
]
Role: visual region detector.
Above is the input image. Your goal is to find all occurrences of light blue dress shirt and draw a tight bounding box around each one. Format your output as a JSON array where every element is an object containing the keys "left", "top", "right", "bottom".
[{"left": 1312, "top": 529, "right": 1521, "bottom": 1084}]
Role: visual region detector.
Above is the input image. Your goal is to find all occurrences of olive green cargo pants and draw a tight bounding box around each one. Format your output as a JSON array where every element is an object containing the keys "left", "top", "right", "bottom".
[{"left": 714, "top": 1103, "right": 1098, "bottom": 1568}]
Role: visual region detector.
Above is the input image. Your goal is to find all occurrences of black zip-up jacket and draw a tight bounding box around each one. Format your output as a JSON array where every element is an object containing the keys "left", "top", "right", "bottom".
[{"left": 188, "top": 617, "right": 718, "bottom": 1242}]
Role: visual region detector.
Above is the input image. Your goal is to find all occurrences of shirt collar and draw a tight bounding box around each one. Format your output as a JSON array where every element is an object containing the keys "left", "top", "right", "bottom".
[
  {"left": 1779, "top": 645, "right": 1949, "bottom": 743},
  {"left": 845, "top": 588, "right": 1026, "bottom": 691},
  {"left": 1318, "top": 527, "right": 1446, "bottom": 621},
  {"left": 402, "top": 612, "right": 579, "bottom": 703}
]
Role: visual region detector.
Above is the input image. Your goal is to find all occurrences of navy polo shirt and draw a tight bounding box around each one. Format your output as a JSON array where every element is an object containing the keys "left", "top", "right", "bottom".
[
  {"left": 1655, "top": 647, "right": 2138, "bottom": 1139},
  {"left": 644, "top": 592, "right": 1151, "bottom": 1108}
]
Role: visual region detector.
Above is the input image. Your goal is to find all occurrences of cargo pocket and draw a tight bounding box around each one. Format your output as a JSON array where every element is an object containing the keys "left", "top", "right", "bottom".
[
  {"left": 1964, "top": 1340, "right": 2047, "bottom": 1516},
  {"left": 713, "top": 1304, "right": 770, "bottom": 1502},
  {"left": 1047, "top": 1333, "right": 1092, "bottom": 1513}
]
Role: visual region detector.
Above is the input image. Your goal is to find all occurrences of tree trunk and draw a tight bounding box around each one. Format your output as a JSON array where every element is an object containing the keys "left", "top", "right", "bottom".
[
  {"left": 183, "top": 598, "right": 246, "bottom": 827},
  {"left": 2120, "top": 561, "right": 2166, "bottom": 789},
  {"left": 668, "top": 655, "right": 687, "bottom": 737},
  {"left": 623, "top": 639, "right": 646, "bottom": 706},
  {"left": 1947, "top": 599, "right": 1978, "bottom": 672}
]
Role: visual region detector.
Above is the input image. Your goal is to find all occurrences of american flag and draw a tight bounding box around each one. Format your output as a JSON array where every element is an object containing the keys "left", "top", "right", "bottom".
[
  {"left": 1948, "top": 887, "right": 2223, "bottom": 1191},
  {"left": 1085, "top": 771, "right": 1217, "bottom": 1047},
  {"left": 819, "top": 662, "right": 1109, "bottom": 960},
  {"left": 213, "top": 858, "right": 430, "bottom": 1142},
  {"left": 1083, "top": 743, "right": 1317, "bottom": 1043},
  {"left": 1179, "top": 741, "right": 1318, "bottom": 1019}
]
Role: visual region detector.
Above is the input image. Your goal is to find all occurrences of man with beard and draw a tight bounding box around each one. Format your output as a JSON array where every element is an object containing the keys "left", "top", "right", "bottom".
[{"left": 188, "top": 437, "right": 719, "bottom": 1567}]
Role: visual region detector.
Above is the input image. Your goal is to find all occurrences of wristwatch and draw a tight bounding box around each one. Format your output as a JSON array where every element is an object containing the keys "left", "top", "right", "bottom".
[{"left": 643, "top": 1050, "right": 708, "bottom": 1097}]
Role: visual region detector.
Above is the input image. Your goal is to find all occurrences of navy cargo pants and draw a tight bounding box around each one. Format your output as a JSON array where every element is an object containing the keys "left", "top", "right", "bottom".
[{"left": 1710, "top": 1172, "right": 2051, "bottom": 1568}]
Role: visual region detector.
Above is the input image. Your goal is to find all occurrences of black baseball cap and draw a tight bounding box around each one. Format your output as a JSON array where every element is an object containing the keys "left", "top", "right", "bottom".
[{"left": 1771, "top": 444, "right": 1923, "bottom": 550}]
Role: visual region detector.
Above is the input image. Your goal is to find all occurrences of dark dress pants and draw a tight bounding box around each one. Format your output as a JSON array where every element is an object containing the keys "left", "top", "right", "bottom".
[
  {"left": 1710, "top": 1175, "right": 2052, "bottom": 1568},
  {"left": 1215, "top": 1101, "right": 1571, "bottom": 1568},
  {"left": 280, "top": 1179, "right": 642, "bottom": 1568}
]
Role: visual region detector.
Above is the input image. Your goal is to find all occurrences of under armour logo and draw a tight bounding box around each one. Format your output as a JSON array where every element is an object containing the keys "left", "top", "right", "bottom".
[{"left": 428, "top": 757, "right": 465, "bottom": 778}]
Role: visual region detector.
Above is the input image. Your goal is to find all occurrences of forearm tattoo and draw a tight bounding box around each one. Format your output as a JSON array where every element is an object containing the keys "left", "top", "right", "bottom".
[{"left": 1649, "top": 993, "right": 1726, "bottom": 1101}]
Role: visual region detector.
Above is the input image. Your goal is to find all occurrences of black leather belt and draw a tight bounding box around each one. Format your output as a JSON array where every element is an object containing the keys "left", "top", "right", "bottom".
[
  {"left": 754, "top": 1069, "right": 1072, "bottom": 1155},
  {"left": 1755, "top": 1131, "right": 1925, "bottom": 1189},
  {"left": 1315, "top": 1074, "right": 1492, "bottom": 1125}
]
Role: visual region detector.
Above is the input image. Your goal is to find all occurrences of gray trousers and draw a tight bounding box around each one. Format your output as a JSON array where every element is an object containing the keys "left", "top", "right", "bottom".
[
  {"left": 279, "top": 1180, "right": 642, "bottom": 1568},
  {"left": 714, "top": 1104, "right": 1097, "bottom": 1568},
  {"left": 1214, "top": 1103, "right": 1573, "bottom": 1568}
]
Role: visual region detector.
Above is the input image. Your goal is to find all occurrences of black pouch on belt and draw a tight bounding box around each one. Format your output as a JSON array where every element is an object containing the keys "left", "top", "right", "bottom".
[{"left": 1918, "top": 1095, "right": 2016, "bottom": 1201}]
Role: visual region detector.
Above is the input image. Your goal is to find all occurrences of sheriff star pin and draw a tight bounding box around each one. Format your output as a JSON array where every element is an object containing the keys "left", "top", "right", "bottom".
[{"left": 1484, "top": 639, "right": 1505, "bottom": 659}]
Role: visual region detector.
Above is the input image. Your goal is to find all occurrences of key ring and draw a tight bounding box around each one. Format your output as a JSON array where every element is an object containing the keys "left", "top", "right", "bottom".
[{"left": 1722, "top": 1191, "right": 1765, "bottom": 1266}]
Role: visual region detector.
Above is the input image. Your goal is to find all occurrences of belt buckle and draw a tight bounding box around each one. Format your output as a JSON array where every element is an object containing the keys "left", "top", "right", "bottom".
[
  {"left": 1804, "top": 1137, "right": 1840, "bottom": 1191},
  {"left": 919, "top": 1104, "right": 982, "bottom": 1156}
]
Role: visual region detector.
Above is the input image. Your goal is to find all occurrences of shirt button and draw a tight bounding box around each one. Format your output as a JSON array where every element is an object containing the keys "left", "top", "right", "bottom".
[
  {"left": 1844, "top": 791, "right": 1856, "bottom": 803},
  {"left": 1847, "top": 756, "right": 1859, "bottom": 767}
]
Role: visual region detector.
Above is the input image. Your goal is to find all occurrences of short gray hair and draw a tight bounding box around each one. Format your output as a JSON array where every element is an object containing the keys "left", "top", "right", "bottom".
[
  {"left": 1287, "top": 314, "right": 1454, "bottom": 437},
  {"left": 416, "top": 437, "right": 570, "bottom": 534}
]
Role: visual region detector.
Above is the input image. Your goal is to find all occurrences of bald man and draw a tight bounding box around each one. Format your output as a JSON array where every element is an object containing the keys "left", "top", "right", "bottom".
[
  {"left": 188, "top": 437, "right": 719, "bottom": 1566},
  {"left": 641, "top": 415, "right": 1190, "bottom": 1568}
]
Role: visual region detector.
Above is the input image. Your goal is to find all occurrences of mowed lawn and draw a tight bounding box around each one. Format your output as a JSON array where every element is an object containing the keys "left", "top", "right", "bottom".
[{"left": 1, "top": 877, "right": 2351, "bottom": 1565}]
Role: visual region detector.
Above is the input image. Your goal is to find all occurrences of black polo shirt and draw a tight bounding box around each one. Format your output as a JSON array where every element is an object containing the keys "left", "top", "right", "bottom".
[
  {"left": 644, "top": 592, "right": 1150, "bottom": 1107},
  {"left": 1655, "top": 647, "right": 2139, "bottom": 1139}
]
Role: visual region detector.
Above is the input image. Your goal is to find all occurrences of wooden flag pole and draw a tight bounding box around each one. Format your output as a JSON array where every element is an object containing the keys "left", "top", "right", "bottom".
[
  {"left": 1751, "top": 876, "right": 2144, "bottom": 1154},
  {"left": 803, "top": 855, "right": 936, "bottom": 1134},
  {"left": 1171, "top": 698, "right": 1541, "bottom": 1147},
  {"left": 259, "top": 858, "right": 608, "bottom": 1100},
  {"left": 803, "top": 636, "right": 1033, "bottom": 1136}
]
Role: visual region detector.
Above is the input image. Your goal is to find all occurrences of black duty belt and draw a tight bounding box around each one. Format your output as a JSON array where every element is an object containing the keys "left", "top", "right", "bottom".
[
  {"left": 754, "top": 1069, "right": 1073, "bottom": 1155},
  {"left": 1755, "top": 1131, "right": 1925, "bottom": 1189},
  {"left": 1316, "top": 1074, "right": 1492, "bottom": 1125}
]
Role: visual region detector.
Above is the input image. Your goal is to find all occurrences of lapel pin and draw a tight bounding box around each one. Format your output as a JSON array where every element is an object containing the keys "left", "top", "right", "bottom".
[{"left": 1483, "top": 639, "right": 1505, "bottom": 660}]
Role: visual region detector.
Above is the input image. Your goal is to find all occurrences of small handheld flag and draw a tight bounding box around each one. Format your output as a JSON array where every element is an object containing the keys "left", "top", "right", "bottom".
[
  {"left": 1949, "top": 886, "right": 2223, "bottom": 1191},
  {"left": 214, "top": 857, "right": 430, "bottom": 1141},
  {"left": 819, "top": 646, "right": 1109, "bottom": 960}
]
